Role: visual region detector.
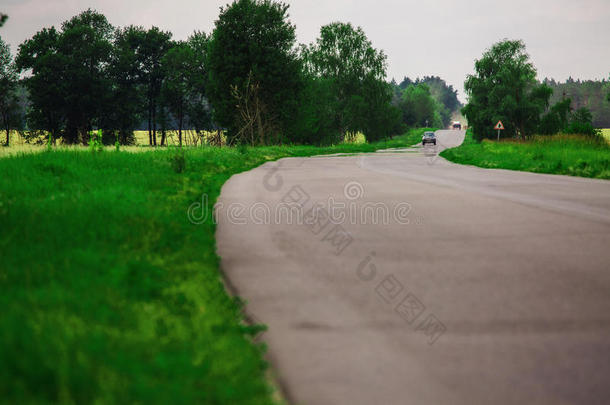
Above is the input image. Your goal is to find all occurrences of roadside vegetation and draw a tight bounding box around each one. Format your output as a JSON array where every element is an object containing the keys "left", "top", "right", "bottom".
[
  {"left": 543, "top": 78, "right": 610, "bottom": 128},
  {"left": 0, "top": 130, "right": 425, "bottom": 403},
  {"left": 462, "top": 39, "right": 602, "bottom": 142},
  {"left": 390, "top": 76, "right": 462, "bottom": 129},
  {"left": 441, "top": 130, "right": 610, "bottom": 179},
  {"left": 450, "top": 39, "right": 609, "bottom": 180},
  {"left": 0, "top": 0, "right": 462, "bottom": 149},
  {"left": 1, "top": 3, "right": 405, "bottom": 147}
]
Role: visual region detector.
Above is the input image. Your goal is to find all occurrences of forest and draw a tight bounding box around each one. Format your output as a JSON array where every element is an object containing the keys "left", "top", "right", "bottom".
[{"left": 543, "top": 78, "right": 610, "bottom": 128}]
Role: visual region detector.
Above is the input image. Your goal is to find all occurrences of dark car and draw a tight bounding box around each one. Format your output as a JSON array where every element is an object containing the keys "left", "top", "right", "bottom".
[
  {"left": 422, "top": 131, "right": 436, "bottom": 145},
  {"left": 452, "top": 121, "right": 462, "bottom": 130}
]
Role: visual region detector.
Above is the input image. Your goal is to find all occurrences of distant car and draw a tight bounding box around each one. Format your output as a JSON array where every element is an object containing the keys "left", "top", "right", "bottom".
[
  {"left": 422, "top": 131, "right": 436, "bottom": 145},
  {"left": 452, "top": 121, "right": 462, "bottom": 130}
]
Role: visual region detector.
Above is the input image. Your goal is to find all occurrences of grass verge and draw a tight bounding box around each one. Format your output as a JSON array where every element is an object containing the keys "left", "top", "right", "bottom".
[
  {"left": 440, "top": 131, "right": 610, "bottom": 179},
  {"left": 0, "top": 130, "right": 425, "bottom": 403}
]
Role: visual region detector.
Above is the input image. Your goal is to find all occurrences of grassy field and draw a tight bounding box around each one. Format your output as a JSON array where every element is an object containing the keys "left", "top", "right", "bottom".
[
  {"left": 0, "top": 129, "right": 425, "bottom": 403},
  {"left": 0, "top": 129, "right": 422, "bottom": 157},
  {"left": 441, "top": 131, "right": 610, "bottom": 179},
  {"left": 1, "top": 130, "right": 221, "bottom": 150}
]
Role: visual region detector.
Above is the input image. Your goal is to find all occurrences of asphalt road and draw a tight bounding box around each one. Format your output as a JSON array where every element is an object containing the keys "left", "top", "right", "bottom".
[{"left": 216, "top": 130, "right": 610, "bottom": 405}]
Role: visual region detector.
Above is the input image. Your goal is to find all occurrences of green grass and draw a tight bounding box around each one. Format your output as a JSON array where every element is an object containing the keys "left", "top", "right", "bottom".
[
  {"left": 441, "top": 131, "right": 610, "bottom": 179},
  {"left": 0, "top": 130, "right": 425, "bottom": 404}
]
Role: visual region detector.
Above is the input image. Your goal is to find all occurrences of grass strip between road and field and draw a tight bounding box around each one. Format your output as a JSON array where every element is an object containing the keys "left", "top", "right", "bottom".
[
  {"left": 440, "top": 130, "right": 610, "bottom": 180},
  {"left": 0, "top": 128, "right": 427, "bottom": 404}
]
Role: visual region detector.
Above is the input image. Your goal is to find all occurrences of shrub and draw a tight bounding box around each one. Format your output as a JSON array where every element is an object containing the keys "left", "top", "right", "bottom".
[{"left": 564, "top": 107, "right": 602, "bottom": 139}]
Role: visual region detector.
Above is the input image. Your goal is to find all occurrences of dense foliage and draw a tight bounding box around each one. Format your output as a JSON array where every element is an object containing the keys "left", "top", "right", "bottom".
[
  {"left": 206, "top": 0, "right": 301, "bottom": 145},
  {"left": 398, "top": 83, "right": 442, "bottom": 128},
  {"left": 6, "top": 2, "right": 420, "bottom": 146},
  {"left": 13, "top": 10, "right": 212, "bottom": 146},
  {"left": 463, "top": 39, "right": 553, "bottom": 141},
  {"left": 463, "top": 39, "right": 603, "bottom": 142},
  {"left": 543, "top": 77, "right": 610, "bottom": 128},
  {"left": 0, "top": 36, "right": 21, "bottom": 146},
  {"left": 300, "top": 22, "right": 400, "bottom": 143},
  {"left": 393, "top": 76, "right": 461, "bottom": 127}
]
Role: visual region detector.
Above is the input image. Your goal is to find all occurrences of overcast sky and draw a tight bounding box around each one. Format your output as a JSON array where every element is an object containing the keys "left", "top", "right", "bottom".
[{"left": 1, "top": 0, "right": 609, "bottom": 101}]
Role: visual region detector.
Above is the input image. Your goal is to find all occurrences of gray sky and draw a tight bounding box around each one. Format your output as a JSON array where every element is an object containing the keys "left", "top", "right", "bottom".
[{"left": 1, "top": 0, "right": 609, "bottom": 101}]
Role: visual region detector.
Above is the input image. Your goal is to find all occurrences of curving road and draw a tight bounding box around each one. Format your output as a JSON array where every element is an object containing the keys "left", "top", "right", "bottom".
[{"left": 216, "top": 130, "right": 610, "bottom": 405}]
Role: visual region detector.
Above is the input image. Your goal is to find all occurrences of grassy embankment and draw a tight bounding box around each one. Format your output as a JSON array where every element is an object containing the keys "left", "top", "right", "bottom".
[
  {"left": 0, "top": 128, "right": 426, "bottom": 404},
  {"left": 441, "top": 130, "right": 610, "bottom": 179}
]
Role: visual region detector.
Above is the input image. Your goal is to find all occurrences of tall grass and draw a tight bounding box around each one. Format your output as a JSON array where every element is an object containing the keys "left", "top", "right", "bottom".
[{"left": 441, "top": 132, "right": 610, "bottom": 179}]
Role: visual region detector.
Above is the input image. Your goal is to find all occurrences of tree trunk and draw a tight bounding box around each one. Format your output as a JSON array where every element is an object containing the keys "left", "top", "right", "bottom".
[
  {"left": 1, "top": 111, "right": 9, "bottom": 147},
  {"left": 178, "top": 109, "right": 183, "bottom": 147},
  {"left": 152, "top": 100, "right": 157, "bottom": 146},
  {"left": 65, "top": 122, "right": 78, "bottom": 144},
  {"left": 148, "top": 105, "right": 152, "bottom": 146}
]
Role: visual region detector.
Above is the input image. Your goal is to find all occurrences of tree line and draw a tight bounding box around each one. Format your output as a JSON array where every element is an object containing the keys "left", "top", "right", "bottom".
[
  {"left": 2, "top": 0, "right": 460, "bottom": 147},
  {"left": 543, "top": 77, "right": 610, "bottom": 128},
  {"left": 390, "top": 76, "right": 462, "bottom": 129},
  {"left": 463, "top": 39, "right": 607, "bottom": 142},
  {"left": 1, "top": 10, "right": 211, "bottom": 147}
]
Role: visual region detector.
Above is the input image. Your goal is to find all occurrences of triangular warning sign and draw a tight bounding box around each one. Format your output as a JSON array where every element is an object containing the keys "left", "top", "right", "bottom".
[{"left": 494, "top": 121, "right": 504, "bottom": 130}]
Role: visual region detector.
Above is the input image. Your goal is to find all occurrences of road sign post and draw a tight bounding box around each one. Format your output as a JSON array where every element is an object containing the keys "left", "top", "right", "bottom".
[{"left": 494, "top": 121, "right": 504, "bottom": 141}]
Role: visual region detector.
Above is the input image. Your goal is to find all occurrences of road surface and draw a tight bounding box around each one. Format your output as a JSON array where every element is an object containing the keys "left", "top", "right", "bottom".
[{"left": 216, "top": 130, "right": 610, "bottom": 405}]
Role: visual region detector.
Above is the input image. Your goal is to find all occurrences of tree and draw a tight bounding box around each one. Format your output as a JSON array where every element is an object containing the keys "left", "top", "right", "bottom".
[
  {"left": 564, "top": 107, "right": 599, "bottom": 137},
  {"left": 538, "top": 98, "right": 571, "bottom": 135},
  {"left": 543, "top": 77, "right": 610, "bottom": 128},
  {"left": 463, "top": 39, "right": 552, "bottom": 140},
  {"left": 185, "top": 32, "right": 213, "bottom": 139},
  {"left": 391, "top": 76, "right": 460, "bottom": 128},
  {"left": 0, "top": 37, "right": 20, "bottom": 146},
  {"left": 16, "top": 27, "right": 66, "bottom": 143},
  {"left": 301, "top": 22, "right": 396, "bottom": 142},
  {"left": 0, "top": 14, "right": 7, "bottom": 28},
  {"left": 104, "top": 25, "right": 146, "bottom": 145},
  {"left": 399, "top": 84, "right": 440, "bottom": 128},
  {"left": 420, "top": 76, "right": 460, "bottom": 113},
  {"left": 59, "top": 9, "right": 114, "bottom": 143},
  {"left": 161, "top": 42, "right": 191, "bottom": 146},
  {"left": 207, "top": 0, "right": 302, "bottom": 145},
  {"left": 16, "top": 9, "right": 114, "bottom": 144},
  {"left": 140, "top": 27, "right": 172, "bottom": 146}
]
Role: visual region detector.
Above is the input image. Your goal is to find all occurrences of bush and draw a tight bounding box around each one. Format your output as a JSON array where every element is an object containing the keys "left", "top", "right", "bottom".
[
  {"left": 564, "top": 107, "right": 602, "bottom": 139},
  {"left": 538, "top": 98, "right": 571, "bottom": 135}
]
